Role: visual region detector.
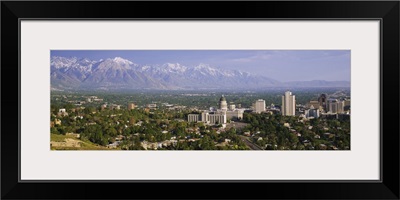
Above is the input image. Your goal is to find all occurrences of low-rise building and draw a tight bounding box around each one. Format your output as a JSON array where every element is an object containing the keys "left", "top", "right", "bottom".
[
  {"left": 308, "top": 100, "right": 320, "bottom": 109},
  {"left": 146, "top": 104, "right": 157, "bottom": 109},
  {"left": 283, "top": 123, "right": 290, "bottom": 128},
  {"left": 226, "top": 109, "right": 244, "bottom": 121},
  {"left": 128, "top": 103, "right": 136, "bottom": 110},
  {"left": 109, "top": 104, "right": 120, "bottom": 110},
  {"left": 187, "top": 114, "right": 200, "bottom": 123},
  {"left": 54, "top": 119, "right": 62, "bottom": 125},
  {"left": 57, "top": 108, "right": 68, "bottom": 117},
  {"left": 304, "top": 105, "right": 320, "bottom": 118}
]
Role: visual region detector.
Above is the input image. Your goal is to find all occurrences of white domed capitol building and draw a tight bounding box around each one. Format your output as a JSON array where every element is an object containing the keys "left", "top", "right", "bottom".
[{"left": 187, "top": 95, "right": 244, "bottom": 127}]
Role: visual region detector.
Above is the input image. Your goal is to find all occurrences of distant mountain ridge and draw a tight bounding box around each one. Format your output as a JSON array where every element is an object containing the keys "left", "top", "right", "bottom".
[
  {"left": 51, "top": 56, "right": 350, "bottom": 91},
  {"left": 283, "top": 80, "right": 351, "bottom": 87}
]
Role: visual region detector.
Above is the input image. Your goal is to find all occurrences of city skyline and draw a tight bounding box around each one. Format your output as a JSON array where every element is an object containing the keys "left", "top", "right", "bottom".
[
  {"left": 50, "top": 89, "right": 351, "bottom": 151},
  {"left": 51, "top": 50, "right": 351, "bottom": 82}
]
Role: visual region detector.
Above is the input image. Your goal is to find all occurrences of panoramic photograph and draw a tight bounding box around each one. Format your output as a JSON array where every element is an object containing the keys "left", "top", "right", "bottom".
[{"left": 50, "top": 50, "right": 351, "bottom": 150}]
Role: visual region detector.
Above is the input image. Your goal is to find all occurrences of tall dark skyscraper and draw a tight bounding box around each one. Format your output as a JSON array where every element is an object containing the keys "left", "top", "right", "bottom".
[{"left": 318, "top": 94, "right": 327, "bottom": 111}]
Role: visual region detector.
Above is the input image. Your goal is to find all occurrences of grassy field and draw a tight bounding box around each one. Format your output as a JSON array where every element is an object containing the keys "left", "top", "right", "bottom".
[
  {"left": 50, "top": 133, "right": 75, "bottom": 142},
  {"left": 50, "top": 134, "right": 118, "bottom": 150}
]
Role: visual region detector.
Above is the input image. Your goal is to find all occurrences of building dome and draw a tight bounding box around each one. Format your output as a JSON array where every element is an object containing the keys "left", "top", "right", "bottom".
[{"left": 219, "top": 95, "right": 228, "bottom": 111}]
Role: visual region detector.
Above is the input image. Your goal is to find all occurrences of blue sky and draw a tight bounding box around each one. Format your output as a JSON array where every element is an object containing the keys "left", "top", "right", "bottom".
[{"left": 51, "top": 50, "right": 350, "bottom": 82}]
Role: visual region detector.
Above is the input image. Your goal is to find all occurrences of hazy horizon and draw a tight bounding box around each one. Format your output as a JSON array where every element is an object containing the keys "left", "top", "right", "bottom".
[{"left": 51, "top": 50, "right": 350, "bottom": 82}]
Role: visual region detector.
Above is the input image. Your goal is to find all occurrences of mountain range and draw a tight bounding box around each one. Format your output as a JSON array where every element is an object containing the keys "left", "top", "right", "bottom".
[{"left": 51, "top": 56, "right": 350, "bottom": 91}]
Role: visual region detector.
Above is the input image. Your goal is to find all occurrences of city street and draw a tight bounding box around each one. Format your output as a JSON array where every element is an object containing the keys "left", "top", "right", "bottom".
[{"left": 239, "top": 135, "right": 263, "bottom": 150}]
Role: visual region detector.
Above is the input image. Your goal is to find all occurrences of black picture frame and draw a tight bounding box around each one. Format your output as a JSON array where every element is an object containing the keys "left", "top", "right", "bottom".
[{"left": 2, "top": 1, "right": 399, "bottom": 199}]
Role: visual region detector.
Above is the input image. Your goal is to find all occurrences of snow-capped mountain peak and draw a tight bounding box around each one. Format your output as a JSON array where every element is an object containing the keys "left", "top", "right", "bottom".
[
  {"left": 112, "top": 57, "right": 134, "bottom": 65},
  {"left": 50, "top": 56, "right": 283, "bottom": 90},
  {"left": 161, "top": 63, "right": 187, "bottom": 73},
  {"left": 50, "top": 56, "right": 96, "bottom": 74},
  {"left": 193, "top": 63, "right": 223, "bottom": 76},
  {"left": 194, "top": 63, "right": 211, "bottom": 70},
  {"left": 51, "top": 56, "right": 77, "bottom": 69}
]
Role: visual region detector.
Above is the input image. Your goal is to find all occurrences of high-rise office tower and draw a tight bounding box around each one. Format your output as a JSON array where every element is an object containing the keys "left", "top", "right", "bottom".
[
  {"left": 255, "top": 99, "right": 266, "bottom": 113},
  {"left": 328, "top": 99, "right": 345, "bottom": 114},
  {"left": 318, "top": 94, "right": 327, "bottom": 111},
  {"left": 282, "top": 91, "right": 296, "bottom": 116}
]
